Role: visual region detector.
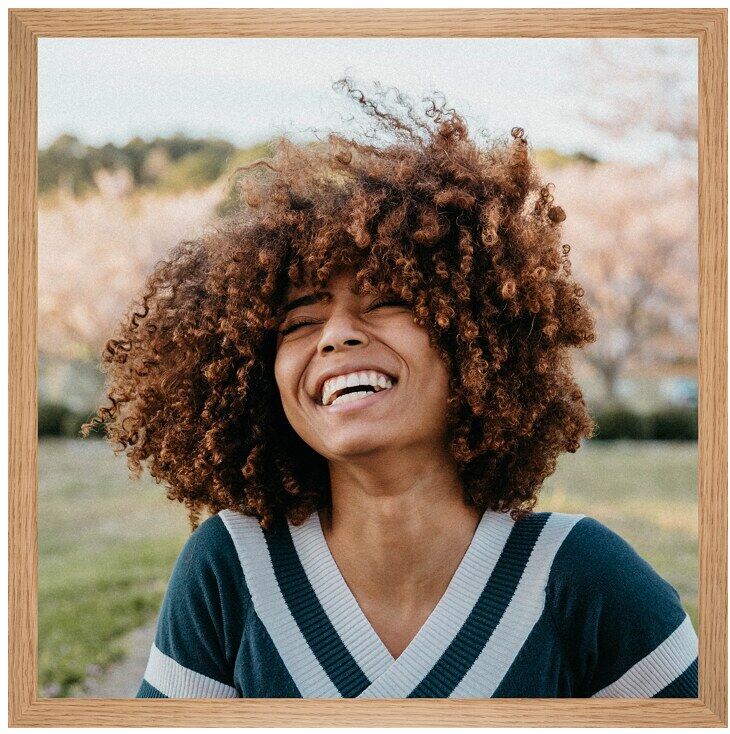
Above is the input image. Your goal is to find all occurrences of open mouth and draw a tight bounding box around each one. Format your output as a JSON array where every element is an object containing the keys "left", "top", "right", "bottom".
[
  {"left": 319, "top": 371, "right": 397, "bottom": 408},
  {"left": 318, "top": 379, "right": 398, "bottom": 412}
]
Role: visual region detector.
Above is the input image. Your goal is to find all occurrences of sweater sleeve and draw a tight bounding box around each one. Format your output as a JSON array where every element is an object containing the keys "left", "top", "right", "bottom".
[
  {"left": 136, "top": 513, "right": 249, "bottom": 698},
  {"left": 546, "top": 516, "right": 698, "bottom": 698}
]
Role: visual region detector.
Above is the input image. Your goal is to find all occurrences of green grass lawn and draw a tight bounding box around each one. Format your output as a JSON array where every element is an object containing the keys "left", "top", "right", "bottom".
[
  {"left": 38, "top": 438, "right": 192, "bottom": 697},
  {"left": 38, "top": 438, "right": 698, "bottom": 697}
]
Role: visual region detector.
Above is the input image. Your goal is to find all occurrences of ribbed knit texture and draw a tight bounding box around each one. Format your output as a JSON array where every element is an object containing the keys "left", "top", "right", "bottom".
[
  {"left": 290, "top": 509, "right": 394, "bottom": 683},
  {"left": 136, "top": 509, "right": 699, "bottom": 699},
  {"left": 592, "top": 615, "right": 699, "bottom": 698},
  {"left": 143, "top": 643, "right": 238, "bottom": 698}
]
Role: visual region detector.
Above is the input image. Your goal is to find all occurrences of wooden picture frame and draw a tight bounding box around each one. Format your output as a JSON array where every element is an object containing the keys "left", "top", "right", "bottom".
[{"left": 9, "top": 8, "right": 727, "bottom": 727}]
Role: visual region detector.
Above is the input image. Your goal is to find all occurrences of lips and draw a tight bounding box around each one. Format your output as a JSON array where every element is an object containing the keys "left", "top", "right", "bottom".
[
  {"left": 318, "top": 380, "right": 396, "bottom": 413},
  {"left": 313, "top": 366, "right": 398, "bottom": 405}
]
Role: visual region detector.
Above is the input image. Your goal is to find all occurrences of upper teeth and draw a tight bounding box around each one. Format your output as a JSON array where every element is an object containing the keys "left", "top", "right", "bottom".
[{"left": 321, "top": 371, "right": 394, "bottom": 406}]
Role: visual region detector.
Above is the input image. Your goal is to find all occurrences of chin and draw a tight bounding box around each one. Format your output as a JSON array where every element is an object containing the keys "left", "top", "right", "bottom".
[{"left": 322, "top": 436, "right": 401, "bottom": 460}]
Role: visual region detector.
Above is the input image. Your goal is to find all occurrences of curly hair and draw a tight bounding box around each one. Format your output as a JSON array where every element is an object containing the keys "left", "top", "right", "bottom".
[{"left": 84, "top": 78, "right": 597, "bottom": 532}]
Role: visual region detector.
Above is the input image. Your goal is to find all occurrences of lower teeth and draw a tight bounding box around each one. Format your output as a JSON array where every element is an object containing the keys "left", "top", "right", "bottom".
[{"left": 330, "top": 390, "right": 376, "bottom": 407}]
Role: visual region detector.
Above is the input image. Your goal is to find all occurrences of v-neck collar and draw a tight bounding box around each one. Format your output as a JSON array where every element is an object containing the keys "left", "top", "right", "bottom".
[
  {"left": 289, "top": 508, "right": 515, "bottom": 698},
  {"left": 219, "top": 507, "right": 584, "bottom": 698}
]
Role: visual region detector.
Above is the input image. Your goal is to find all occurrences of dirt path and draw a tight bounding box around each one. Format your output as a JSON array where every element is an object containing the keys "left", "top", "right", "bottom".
[{"left": 73, "top": 618, "right": 157, "bottom": 698}]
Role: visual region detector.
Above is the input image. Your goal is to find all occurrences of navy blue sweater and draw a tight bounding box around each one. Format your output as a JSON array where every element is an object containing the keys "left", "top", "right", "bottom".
[{"left": 136, "top": 508, "right": 698, "bottom": 698}]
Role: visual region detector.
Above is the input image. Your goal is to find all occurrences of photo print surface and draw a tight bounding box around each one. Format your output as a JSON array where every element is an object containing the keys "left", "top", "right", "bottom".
[{"left": 36, "top": 36, "right": 699, "bottom": 701}]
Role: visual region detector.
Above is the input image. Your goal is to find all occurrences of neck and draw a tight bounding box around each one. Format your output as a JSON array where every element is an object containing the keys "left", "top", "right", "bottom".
[{"left": 321, "top": 448, "right": 483, "bottom": 607}]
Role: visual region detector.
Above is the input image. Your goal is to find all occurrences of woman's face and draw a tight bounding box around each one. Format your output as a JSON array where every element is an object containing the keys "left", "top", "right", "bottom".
[{"left": 273, "top": 266, "right": 453, "bottom": 461}]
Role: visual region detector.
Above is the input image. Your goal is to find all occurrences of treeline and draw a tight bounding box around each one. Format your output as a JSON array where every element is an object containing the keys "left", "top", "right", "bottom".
[
  {"left": 38, "top": 133, "right": 272, "bottom": 197},
  {"left": 38, "top": 133, "right": 599, "bottom": 198}
]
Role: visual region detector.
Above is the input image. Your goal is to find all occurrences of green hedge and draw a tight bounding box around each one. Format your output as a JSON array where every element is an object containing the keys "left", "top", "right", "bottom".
[
  {"left": 38, "top": 401, "right": 70, "bottom": 437},
  {"left": 648, "top": 406, "right": 699, "bottom": 441},
  {"left": 591, "top": 406, "right": 651, "bottom": 440},
  {"left": 39, "top": 400, "right": 697, "bottom": 441},
  {"left": 38, "top": 402, "right": 105, "bottom": 438},
  {"left": 592, "top": 405, "right": 697, "bottom": 441}
]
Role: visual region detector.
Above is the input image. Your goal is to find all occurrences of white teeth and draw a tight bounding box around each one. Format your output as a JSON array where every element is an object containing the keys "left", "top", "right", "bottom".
[
  {"left": 331, "top": 390, "right": 372, "bottom": 407},
  {"left": 321, "top": 370, "right": 395, "bottom": 406}
]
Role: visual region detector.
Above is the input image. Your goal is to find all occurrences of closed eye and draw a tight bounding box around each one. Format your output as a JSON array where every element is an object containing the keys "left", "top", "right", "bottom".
[
  {"left": 278, "top": 298, "right": 410, "bottom": 336},
  {"left": 368, "top": 297, "right": 410, "bottom": 310},
  {"left": 278, "top": 318, "right": 318, "bottom": 336}
]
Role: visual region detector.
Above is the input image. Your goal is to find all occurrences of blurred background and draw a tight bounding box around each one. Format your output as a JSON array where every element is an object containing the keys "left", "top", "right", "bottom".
[{"left": 37, "top": 37, "right": 698, "bottom": 697}]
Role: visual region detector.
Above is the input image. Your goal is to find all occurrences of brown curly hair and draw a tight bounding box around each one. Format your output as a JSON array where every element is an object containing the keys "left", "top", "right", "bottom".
[{"left": 84, "top": 78, "right": 597, "bottom": 532}]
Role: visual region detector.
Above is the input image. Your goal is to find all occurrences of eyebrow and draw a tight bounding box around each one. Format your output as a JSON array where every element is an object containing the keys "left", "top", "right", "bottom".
[
  {"left": 283, "top": 285, "right": 361, "bottom": 314},
  {"left": 283, "top": 292, "right": 330, "bottom": 314}
]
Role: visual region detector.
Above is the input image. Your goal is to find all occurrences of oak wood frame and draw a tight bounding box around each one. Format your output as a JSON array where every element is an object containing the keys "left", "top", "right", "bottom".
[{"left": 9, "top": 8, "right": 727, "bottom": 727}]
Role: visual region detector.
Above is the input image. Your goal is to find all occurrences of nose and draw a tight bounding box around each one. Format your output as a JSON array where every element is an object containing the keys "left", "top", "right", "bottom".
[{"left": 317, "top": 310, "right": 370, "bottom": 354}]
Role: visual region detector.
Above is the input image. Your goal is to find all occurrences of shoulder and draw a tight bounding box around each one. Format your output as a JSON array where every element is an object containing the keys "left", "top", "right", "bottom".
[
  {"left": 168, "top": 511, "right": 254, "bottom": 606},
  {"left": 182, "top": 510, "right": 265, "bottom": 559},
  {"left": 541, "top": 513, "right": 697, "bottom": 697},
  {"left": 144, "top": 511, "right": 255, "bottom": 697},
  {"left": 178, "top": 512, "right": 242, "bottom": 568},
  {"left": 154, "top": 511, "right": 255, "bottom": 671},
  {"left": 547, "top": 514, "right": 639, "bottom": 576},
  {"left": 546, "top": 514, "right": 683, "bottom": 613}
]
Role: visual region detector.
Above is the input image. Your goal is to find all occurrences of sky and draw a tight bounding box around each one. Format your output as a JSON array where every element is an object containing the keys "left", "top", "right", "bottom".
[{"left": 38, "top": 37, "right": 697, "bottom": 166}]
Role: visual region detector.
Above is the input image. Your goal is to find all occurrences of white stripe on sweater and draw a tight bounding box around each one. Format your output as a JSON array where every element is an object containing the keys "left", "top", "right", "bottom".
[
  {"left": 357, "top": 510, "right": 517, "bottom": 698},
  {"left": 219, "top": 509, "right": 340, "bottom": 698},
  {"left": 592, "top": 613, "right": 698, "bottom": 698},
  {"left": 143, "top": 642, "right": 238, "bottom": 698},
  {"left": 289, "top": 511, "right": 394, "bottom": 683},
  {"left": 450, "top": 512, "right": 585, "bottom": 698}
]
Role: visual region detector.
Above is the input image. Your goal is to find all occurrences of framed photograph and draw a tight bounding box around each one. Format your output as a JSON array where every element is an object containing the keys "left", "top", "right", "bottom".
[{"left": 9, "top": 8, "right": 726, "bottom": 727}]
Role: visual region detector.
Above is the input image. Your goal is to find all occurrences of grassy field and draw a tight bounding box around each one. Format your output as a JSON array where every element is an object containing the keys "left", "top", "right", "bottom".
[
  {"left": 38, "top": 438, "right": 192, "bottom": 697},
  {"left": 38, "top": 438, "right": 698, "bottom": 697}
]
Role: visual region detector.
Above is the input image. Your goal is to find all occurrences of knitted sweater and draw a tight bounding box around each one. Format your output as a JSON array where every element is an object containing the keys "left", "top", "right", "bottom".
[{"left": 136, "top": 508, "right": 698, "bottom": 699}]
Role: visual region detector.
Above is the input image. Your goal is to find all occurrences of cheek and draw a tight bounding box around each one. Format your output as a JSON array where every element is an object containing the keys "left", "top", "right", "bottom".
[
  {"left": 410, "top": 333, "right": 452, "bottom": 404},
  {"left": 421, "top": 364, "right": 451, "bottom": 412},
  {"left": 273, "top": 351, "right": 297, "bottom": 405}
]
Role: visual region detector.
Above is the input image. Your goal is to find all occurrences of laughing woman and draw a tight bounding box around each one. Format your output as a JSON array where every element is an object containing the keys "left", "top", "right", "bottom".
[{"left": 86, "top": 80, "right": 698, "bottom": 699}]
